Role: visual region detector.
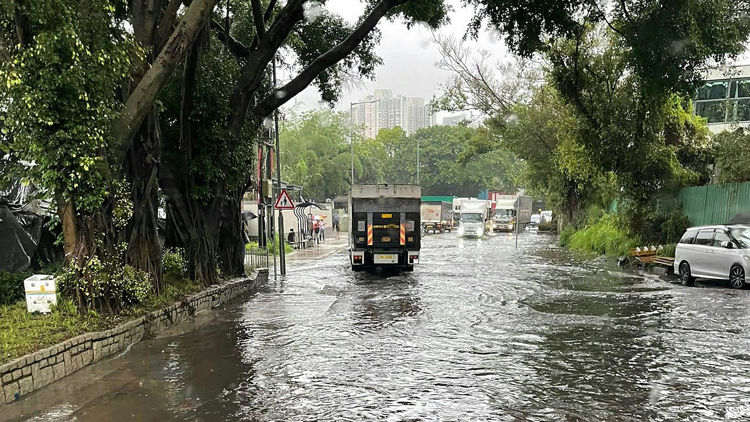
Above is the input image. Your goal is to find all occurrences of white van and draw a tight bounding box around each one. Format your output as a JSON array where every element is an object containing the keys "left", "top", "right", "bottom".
[{"left": 674, "top": 225, "right": 750, "bottom": 288}]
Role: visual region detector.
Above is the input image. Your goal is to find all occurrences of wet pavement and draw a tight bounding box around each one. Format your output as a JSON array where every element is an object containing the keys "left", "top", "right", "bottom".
[{"left": 5, "top": 233, "right": 750, "bottom": 421}]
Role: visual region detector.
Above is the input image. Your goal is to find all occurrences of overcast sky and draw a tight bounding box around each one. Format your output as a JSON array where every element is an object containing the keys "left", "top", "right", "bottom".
[
  {"left": 280, "top": 0, "right": 750, "bottom": 120},
  {"left": 281, "top": 0, "right": 505, "bottom": 121}
]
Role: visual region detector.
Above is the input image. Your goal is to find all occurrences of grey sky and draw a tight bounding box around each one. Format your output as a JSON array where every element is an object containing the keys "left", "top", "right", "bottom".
[
  {"left": 283, "top": 0, "right": 507, "bottom": 118},
  {"left": 281, "top": 0, "right": 749, "bottom": 117}
]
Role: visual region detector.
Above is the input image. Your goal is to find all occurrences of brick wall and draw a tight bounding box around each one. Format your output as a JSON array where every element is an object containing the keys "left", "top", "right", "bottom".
[{"left": 0, "top": 269, "right": 269, "bottom": 406}]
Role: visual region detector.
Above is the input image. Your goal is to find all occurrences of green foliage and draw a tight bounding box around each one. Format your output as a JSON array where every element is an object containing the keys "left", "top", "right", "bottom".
[
  {"left": 537, "top": 221, "right": 554, "bottom": 232},
  {"left": 714, "top": 129, "right": 750, "bottom": 183},
  {"left": 558, "top": 226, "right": 576, "bottom": 247},
  {"left": 659, "top": 207, "right": 692, "bottom": 244},
  {"left": 663, "top": 243, "right": 677, "bottom": 258},
  {"left": 268, "top": 236, "right": 294, "bottom": 255},
  {"left": 163, "top": 248, "right": 187, "bottom": 282},
  {"left": 0, "top": 0, "right": 135, "bottom": 214},
  {"left": 0, "top": 271, "right": 28, "bottom": 306},
  {"left": 0, "top": 298, "right": 112, "bottom": 365},
  {"left": 567, "top": 214, "right": 640, "bottom": 256},
  {"left": 58, "top": 249, "right": 153, "bottom": 313}
]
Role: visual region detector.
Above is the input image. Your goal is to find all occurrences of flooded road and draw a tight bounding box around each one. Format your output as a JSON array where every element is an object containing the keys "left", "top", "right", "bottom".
[{"left": 7, "top": 233, "right": 750, "bottom": 421}]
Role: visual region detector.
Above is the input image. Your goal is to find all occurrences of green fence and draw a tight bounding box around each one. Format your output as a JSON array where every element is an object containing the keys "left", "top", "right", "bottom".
[{"left": 677, "top": 181, "right": 750, "bottom": 226}]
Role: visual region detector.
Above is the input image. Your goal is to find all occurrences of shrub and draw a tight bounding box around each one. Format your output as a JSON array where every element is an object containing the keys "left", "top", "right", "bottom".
[
  {"left": 163, "top": 248, "right": 187, "bottom": 281},
  {"left": 58, "top": 254, "right": 152, "bottom": 313},
  {"left": 538, "top": 221, "right": 555, "bottom": 232},
  {"left": 558, "top": 226, "right": 576, "bottom": 247},
  {"left": 567, "top": 213, "right": 640, "bottom": 256},
  {"left": 0, "top": 271, "right": 28, "bottom": 306},
  {"left": 662, "top": 243, "right": 676, "bottom": 258},
  {"left": 659, "top": 207, "right": 691, "bottom": 244}
]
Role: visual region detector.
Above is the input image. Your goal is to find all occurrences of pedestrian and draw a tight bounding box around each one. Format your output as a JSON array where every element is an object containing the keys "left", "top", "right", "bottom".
[
  {"left": 287, "top": 228, "right": 296, "bottom": 248},
  {"left": 320, "top": 219, "right": 326, "bottom": 242},
  {"left": 313, "top": 219, "right": 320, "bottom": 244},
  {"left": 332, "top": 212, "right": 341, "bottom": 239}
]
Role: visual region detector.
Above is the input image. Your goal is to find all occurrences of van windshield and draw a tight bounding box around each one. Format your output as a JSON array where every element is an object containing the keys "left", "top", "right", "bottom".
[
  {"left": 461, "top": 213, "right": 483, "bottom": 223},
  {"left": 730, "top": 228, "right": 750, "bottom": 248}
]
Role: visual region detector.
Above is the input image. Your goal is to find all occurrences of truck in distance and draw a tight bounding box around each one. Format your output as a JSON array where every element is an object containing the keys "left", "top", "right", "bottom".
[
  {"left": 421, "top": 201, "right": 453, "bottom": 233},
  {"left": 457, "top": 199, "right": 491, "bottom": 237},
  {"left": 349, "top": 184, "right": 421, "bottom": 271}
]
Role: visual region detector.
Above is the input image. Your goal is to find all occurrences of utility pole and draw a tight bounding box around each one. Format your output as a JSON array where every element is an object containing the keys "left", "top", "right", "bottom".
[
  {"left": 273, "top": 57, "right": 286, "bottom": 275},
  {"left": 416, "top": 137, "right": 420, "bottom": 185}
]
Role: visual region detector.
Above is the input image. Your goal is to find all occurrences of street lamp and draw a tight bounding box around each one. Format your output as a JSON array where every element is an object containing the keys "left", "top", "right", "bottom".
[{"left": 350, "top": 99, "right": 380, "bottom": 185}]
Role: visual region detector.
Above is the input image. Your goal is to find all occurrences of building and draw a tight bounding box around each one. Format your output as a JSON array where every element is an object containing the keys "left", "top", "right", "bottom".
[
  {"left": 694, "top": 64, "right": 750, "bottom": 134},
  {"left": 442, "top": 113, "right": 468, "bottom": 126},
  {"left": 351, "top": 89, "right": 434, "bottom": 138}
]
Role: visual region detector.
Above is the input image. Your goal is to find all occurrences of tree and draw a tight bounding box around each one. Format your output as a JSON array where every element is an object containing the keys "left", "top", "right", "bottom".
[{"left": 714, "top": 129, "right": 750, "bottom": 183}]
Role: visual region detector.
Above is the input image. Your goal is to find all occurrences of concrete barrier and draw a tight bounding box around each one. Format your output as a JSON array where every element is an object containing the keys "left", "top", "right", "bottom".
[{"left": 0, "top": 268, "right": 269, "bottom": 406}]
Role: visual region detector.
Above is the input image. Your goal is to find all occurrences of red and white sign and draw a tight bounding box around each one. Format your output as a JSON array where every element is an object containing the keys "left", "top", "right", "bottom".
[{"left": 274, "top": 189, "right": 295, "bottom": 210}]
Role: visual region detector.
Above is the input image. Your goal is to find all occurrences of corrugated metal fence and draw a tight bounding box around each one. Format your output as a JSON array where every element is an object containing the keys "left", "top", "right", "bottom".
[{"left": 676, "top": 181, "right": 750, "bottom": 226}]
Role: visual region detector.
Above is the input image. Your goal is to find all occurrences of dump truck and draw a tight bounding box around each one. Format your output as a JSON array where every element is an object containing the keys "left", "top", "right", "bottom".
[
  {"left": 349, "top": 184, "right": 422, "bottom": 271},
  {"left": 421, "top": 201, "right": 453, "bottom": 233}
]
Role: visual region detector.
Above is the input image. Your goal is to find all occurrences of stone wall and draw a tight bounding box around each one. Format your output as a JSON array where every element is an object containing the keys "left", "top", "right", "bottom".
[{"left": 0, "top": 269, "right": 269, "bottom": 406}]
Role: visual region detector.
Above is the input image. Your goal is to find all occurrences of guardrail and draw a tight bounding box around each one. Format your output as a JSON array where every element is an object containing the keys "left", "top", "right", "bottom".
[{"left": 244, "top": 246, "right": 269, "bottom": 269}]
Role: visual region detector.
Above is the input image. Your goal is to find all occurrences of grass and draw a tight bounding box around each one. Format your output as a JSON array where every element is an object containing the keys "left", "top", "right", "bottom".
[
  {"left": 563, "top": 214, "right": 641, "bottom": 256},
  {"left": 246, "top": 236, "right": 293, "bottom": 255},
  {"left": 0, "top": 277, "right": 204, "bottom": 365}
]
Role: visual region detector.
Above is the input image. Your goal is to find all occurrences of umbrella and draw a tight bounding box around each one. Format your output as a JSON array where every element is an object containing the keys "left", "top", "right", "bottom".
[
  {"left": 242, "top": 211, "right": 258, "bottom": 221},
  {"left": 313, "top": 215, "right": 327, "bottom": 220},
  {"left": 729, "top": 212, "right": 750, "bottom": 225}
]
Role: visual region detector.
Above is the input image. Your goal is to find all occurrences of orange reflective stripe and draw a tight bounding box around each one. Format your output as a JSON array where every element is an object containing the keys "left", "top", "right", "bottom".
[
  {"left": 400, "top": 224, "right": 406, "bottom": 245},
  {"left": 367, "top": 224, "right": 373, "bottom": 245}
]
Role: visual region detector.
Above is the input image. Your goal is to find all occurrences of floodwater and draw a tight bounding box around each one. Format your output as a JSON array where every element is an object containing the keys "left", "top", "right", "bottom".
[{"left": 7, "top": 233, "right": 750, "bottom": 421}]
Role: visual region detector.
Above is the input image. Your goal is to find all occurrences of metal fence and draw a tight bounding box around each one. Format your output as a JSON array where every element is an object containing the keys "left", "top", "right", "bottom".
[
  {"left": 677, "top": 181, "right": 750, "bottom": 226},
  {"left": 244, "top": 246, "right": 269, "bottom": 269}
]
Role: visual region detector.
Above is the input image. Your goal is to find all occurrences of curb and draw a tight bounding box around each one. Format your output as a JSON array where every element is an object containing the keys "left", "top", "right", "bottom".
[{"left": 0, "top": 268, "right": 269, "bottom": 407}]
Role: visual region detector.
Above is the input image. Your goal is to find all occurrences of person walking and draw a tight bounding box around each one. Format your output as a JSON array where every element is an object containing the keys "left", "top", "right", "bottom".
[
  {"left": 313, "top": 219, "right": 320, "bottom": 245},
  {"left": 332, "top": 212, "right": 341, "bottom": 239}
]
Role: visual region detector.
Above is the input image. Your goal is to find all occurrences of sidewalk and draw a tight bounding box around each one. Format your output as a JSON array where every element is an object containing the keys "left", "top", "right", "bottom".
[{"left": 285, "top": 237, "right": 348, "bottom": 264}]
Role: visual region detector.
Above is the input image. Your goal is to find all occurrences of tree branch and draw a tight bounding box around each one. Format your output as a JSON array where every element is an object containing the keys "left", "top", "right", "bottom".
[
  {"left": 154, "top": 0, "right": 184, "bottom": 54},
  {"left": 14, "top": 0, "right": 31, "bottom": 47},
  {"left": 112, "top": 0, "right": 218, "bottom": 163},
  {"left": 251, "top": 0, "right": 266, "bottom": 40},
  {"left": 253, "top": 0, "right": 408, "bottom": 118},
  {"left": 211, "top": 19, "right": 250, "bottom": 58},
  {"left": 618, "top": 0, "right": 635, "bottom": 24}
]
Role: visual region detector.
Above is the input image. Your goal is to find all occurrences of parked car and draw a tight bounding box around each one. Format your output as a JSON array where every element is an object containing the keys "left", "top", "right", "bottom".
[
  {"left": 674, "top": 225, "right": 750, "bottom": 288},
  {"left": 529, "top": 214, "right": 542, "bottom": 227}
]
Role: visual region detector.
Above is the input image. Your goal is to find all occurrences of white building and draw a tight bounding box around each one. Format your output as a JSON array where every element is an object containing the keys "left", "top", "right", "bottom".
[
  {"left": 442, "top": 113, "right": 468, "bottom": 126},
  {"left": 694, "top": 64, "right": 750, "bottom": 134},
  {"left": 351, "top": 89, "right": 434, "bottom": 138}
]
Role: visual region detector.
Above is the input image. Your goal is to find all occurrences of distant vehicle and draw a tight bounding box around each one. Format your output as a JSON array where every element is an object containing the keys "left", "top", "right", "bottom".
[
  {"left": 674, "top": 225, "right": 750, "bottom": 288},
  {"left": 492, "top": 196, "right": 517, "bottom": 232},
  {"left": 348, "top": 184, "right": 421, "bottom": 271},
  {"left": 421, "top": 201, "right": 453, "bottom": 233},
  {"left": 529, "top": 214, "right": 542, "bottom": 226},
  {"left": 458, "top": 199, "right": 491, "bottom": 237},
  {"left": 490, "top": 194, "right": 534, "bottom": 232},
  {"left": 541, "top": 210, "right": 553, "bottom": 222}
]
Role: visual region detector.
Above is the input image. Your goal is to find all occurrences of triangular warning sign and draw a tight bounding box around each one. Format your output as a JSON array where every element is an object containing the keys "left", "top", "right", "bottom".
[{"left": 274, "top": 189, "right": 295, "bottom": 210}]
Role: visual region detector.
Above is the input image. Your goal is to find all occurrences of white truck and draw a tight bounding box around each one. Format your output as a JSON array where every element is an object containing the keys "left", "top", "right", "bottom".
[
  {"left": 457, "top": 199, "right": 491, "bottom": 237},
  {"left": 349, "top": 184, "right": 421, "bottom": 271},
  {"left": 492, "top": 196, "right": 518, "bottom": 232}
]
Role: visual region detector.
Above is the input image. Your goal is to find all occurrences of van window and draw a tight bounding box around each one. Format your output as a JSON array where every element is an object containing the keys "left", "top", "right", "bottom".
[
  {"left": 679, "top": 230, "right": 698, "bottom": 244},
  {"left": 712, "top": 230, "right": 730, "bottom": 247},
  {"left": 694, "top": 229, "right": 715, "bottom": 246}
]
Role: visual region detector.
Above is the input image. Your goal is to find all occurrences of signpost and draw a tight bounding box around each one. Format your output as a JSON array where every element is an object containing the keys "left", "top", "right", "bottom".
[{"left": 275, "top": 189, "right": 295, "bottom": 210}]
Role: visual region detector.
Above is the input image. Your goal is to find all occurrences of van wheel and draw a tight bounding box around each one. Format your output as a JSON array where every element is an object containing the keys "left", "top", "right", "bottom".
[
  {"left": 679, "top": 262, "right": 695, "bottom": 285},
  {"left": 729, "top": 265, "right": 746, "bottom": 289}
]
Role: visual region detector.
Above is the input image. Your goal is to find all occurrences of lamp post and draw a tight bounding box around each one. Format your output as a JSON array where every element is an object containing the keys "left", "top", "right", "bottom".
[
  {"left": 350, "top": 99, "right": 380, "bottom": 185},
  {"left": 416, "top": 137, "right": 420, "bottom": 185}
]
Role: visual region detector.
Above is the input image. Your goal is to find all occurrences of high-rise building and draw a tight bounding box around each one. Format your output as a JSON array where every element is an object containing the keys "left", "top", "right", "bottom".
[
  {"left": 350, "top": 89, "right": 434, "bottom": 138},
  {"left": 442, "top": 113, "right": 468, "bottom": 126}
]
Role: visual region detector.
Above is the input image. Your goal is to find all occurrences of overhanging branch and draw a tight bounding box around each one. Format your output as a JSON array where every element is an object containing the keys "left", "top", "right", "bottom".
[
  {"left": 211, "top": 20, "right": 251, "bottom": 58},
  {"left": 253, "top": 0, "right": 408, "bottom": 118}
]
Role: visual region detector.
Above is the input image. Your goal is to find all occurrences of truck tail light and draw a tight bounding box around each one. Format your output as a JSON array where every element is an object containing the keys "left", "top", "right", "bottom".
[{"left": 409, "top": 254, "right": 419, "bottom": 264}]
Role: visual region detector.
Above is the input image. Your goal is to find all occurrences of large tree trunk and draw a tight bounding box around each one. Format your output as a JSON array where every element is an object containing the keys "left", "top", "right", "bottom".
[
  {"left": 125, "top": 110, "right": 164, "bottom": 293},
  {"left": 218, "top": 191, "right": 244, "bottom": 277}
]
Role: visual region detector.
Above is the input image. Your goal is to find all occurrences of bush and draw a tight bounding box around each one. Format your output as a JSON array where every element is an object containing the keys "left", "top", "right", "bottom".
[
  {"left": 58, "top": 254, "right": 153, "bottom": 313},
  {"left": 538, "top": 221, "right": 555, "bottom": 232},
  {"left": 558, "top": 226, "right": 576, "bottom": 247},
  {"left": 567, "top": 213, "right": 640, "bottom": 256},
  {"left": 659, "top": 207, "right": 691, "bottom": 244},
  {"left": 163, "top": 248, "right": 187, "bottom": 281},
  {"left": 662, "top": 243, "right": 676, "bottom": 258},
  {"left": 0, "top": 271, "right": 28, "bottom": 306}
]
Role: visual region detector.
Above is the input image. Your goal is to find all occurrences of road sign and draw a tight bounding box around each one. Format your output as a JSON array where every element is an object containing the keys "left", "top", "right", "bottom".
[{"left": 274, "top": 189, "right": 295, "bottom": 210}]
